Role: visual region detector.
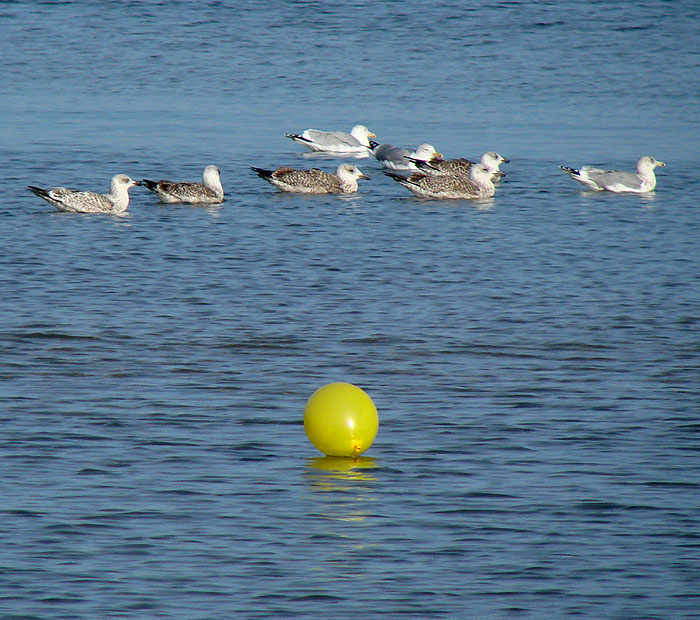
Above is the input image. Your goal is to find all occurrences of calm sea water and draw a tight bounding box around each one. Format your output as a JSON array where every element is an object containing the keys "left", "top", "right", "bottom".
[{"left": 1, "top": 1, "right": 699, "bottom": 618}]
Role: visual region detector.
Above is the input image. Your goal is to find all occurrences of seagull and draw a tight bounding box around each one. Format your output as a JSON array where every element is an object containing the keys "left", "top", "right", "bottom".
[
  {"left": 372, "top": 143, "right": 442, "bottom": 170},
  {"left": 27, "top": 174, "right": 140, "bottom": 214},
  {"left": 385, "top": 163, "right": 498, "bottom": 199},
  {"left": 251, "top": 163, "right": 370, "bottom": 194},
  {"left": 560, "top": 156, "right": 666, "bottom": 193},
  {"left": 285, "top": 125, "right": 376, "bottom": 154},
  {"left": 142, "top": 165, "right": 224, "bottom": 204},
  {"left": 410, "top": 151, "right": 510, "bottom": 178}
]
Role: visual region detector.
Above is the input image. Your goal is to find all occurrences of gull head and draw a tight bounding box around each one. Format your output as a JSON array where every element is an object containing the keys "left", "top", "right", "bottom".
[
  {"left": 202, "top": 165, "right": 224, "bottom": 198},
  {"left": 350, "top": 125, "right": 376, "bottom": 145},
  {"left": 111, "top": 174, "right": 141, "bottom": 192},
  {"left": 414, "top": 144, "right": 442, "bottom": 160},
  {"left": 638, "top": 156, "right": 665, "bottom": 173},
  {"left": 203, "top": 165, "right": 221, "bottom": 184},
  {"left": 470, "top": 163, "right": 496, "bottom": 185},
  {"left": 336, "top": 164, "right": 370, "bottom": 181},
  {"left": 481, "top": 152, "right": 510, "bottom": 170}
]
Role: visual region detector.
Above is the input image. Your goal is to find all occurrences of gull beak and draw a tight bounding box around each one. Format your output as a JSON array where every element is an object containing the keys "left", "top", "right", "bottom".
[
  {"left": 133, "top": 180, "right": 142, "bottom": 186},
  {"left": 368, "top": 132, "right": 376, "bottom": 138},
  {"left": 360, "top": 173, "right": 371, "bottom": 180},
  {"left": 502, "top": 157, "right": 511, "bottom": 163},
  {"left": 657, "top": 160, "right": 666, "bottom": 167},
  {"left": 434, "top": 152, "right": 443, "bottom": 158}
]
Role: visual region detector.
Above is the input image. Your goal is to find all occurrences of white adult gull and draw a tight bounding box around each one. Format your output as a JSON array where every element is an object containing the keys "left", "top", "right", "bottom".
[
  {"left": 251, "top": 163, "right": 370, "bottom": 194},
  {"left": 27, "top": 174, "right": 140, "bottom": 214},
  {"left": 142, "top": 165, "right": 224, "bottom": 204},
  {"left": 385, "top": 163, "right": 498, "bottom": 200},
  {"left": 285, "top": 125, "right": 376, "bottom": 154},
  {"left": 411, "top": 151, "right": 510, "bottom": 178},
  {"left": 372, "top": 143, "right": 442, "bottom": 170},
  {"left": 560, "top": 155, "right": 666, "bottom": 193}
]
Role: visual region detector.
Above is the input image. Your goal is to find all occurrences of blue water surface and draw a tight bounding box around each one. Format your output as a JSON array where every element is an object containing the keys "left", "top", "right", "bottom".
[{"left": 1, "top": 1, "right": 699, "bottom": 618}]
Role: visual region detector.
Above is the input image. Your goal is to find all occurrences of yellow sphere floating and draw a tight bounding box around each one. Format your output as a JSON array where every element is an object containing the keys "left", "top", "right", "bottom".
[{"left": 303, "top": 382, "right": 379, "bottom": 457}]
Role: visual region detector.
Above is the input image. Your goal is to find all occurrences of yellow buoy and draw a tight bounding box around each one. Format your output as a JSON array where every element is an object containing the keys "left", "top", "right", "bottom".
[{"left": 303, "top": 382, "right": 378, "bottom": 457}]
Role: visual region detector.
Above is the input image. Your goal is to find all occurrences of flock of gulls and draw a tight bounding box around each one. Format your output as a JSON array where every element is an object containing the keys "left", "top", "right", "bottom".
[{"left": 27, "top": 123, "right": 666, "bottom": 214}]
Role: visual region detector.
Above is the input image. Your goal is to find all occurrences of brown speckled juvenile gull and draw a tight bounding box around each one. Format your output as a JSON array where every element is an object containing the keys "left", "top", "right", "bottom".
[
  {"left": 411, "top": 151, "right": 510, "bottom": 177},
  {"left": 385, "top": 163, "right": 498, "bottom": 200},
  {"left": 252, "top": 164, "right": 370, "bottom": 194},
  {"left": 27, "top": 174, "right": 140, "bottom": 214},
  {"left": 372, "top": 143, "right": 442, "bottom": 171},
  {"left": 284, "top": 125, "right": 376, "bottom": 155},
  {"left": 560, "top": 156, "right": 665, "bottom": 193},
  {"left": 142, "top": 165, "right": 224, "bottom": 204}
]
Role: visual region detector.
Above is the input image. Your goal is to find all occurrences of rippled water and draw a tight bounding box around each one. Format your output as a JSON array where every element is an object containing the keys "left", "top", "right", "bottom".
[{"left": 2, "top": 1, "right": 699, "bottom": 618}]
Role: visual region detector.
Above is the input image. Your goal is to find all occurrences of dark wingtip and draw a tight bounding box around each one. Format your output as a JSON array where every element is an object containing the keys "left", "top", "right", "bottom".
[
  {"left": 27, "top": 185, "right": 48, "bottom": 197},
  {"left": 251, "top": 167, "right": 273, "bottom": 179},
  {"left": 141, "top": 179, "right": 158, "bottom": 190},
  {"left": 407, "top": 158, "right": 434, "bottom": 173}
]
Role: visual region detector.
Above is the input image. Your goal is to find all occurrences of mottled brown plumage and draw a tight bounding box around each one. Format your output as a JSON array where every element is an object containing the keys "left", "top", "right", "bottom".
[
  {"left": 27, "top": 174, "right": 140, "bottom": 214},
  {"left": 410, "top": 151, "right": 510, "bottom": 178},
  {"left": 142, "top": 165, "right": 224, "bottom": 204},
  {"left": 386, "top": 163, "right": 497, "bottom": 200},
  {"left": 252, "top": 164, "right": 370, "bottom": 194}
]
